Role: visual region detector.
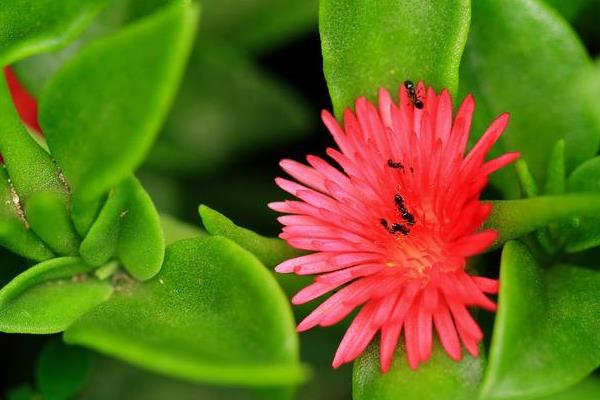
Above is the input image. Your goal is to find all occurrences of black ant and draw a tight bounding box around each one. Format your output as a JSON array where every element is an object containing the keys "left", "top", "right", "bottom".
[
  {"left": 380, "top": 218, "right": 410, "bottom": 235},
  {"left": 402, "top": 211, "right": 415, "bottom": 226},
  {"left": 403, "top": 80, "right": 424, "bottom": 109},
  {"left": 394, "top": 194, "right": 404, "bottom": 207},
  {"left": 391, "top": 222, "right": 410, "bottom": 235},
  {"left": 380, "top": 218, "right": 389, "bottom": 230},
  {"left": 394, "top": 194, "right": 415, "bottom": 226},
  {"left": 387, "top": 159, "right": 404, "bottom": 170}
]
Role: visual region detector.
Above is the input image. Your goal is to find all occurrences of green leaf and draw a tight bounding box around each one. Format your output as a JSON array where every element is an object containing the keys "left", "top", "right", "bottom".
[
  {"left": 484, "top": 194, "right": 600, "bottom": 249},
  {"left": 80, "top": 176, "right": 164, "bottom": 281},
  {"left": 538, "top": 377, "right": 600, "bottom": 400},
  {"left": 353, "top": 342, "right": 483, "bottom": 400},
  {"left": 199, "top": 205, "right": 299, "bottom": 268},
  {"left": 79, "top": 188, "right": 122, "bottom": 267},
  {"left": 0, "top": 257, "right": 88, "bottom": 303},
  {"left": 36, "top": 339, "right": 91, "bottom": 400},
  {"left": 480, "top": 241, "right": 600, "bottom": 399},
  {"left": 26, "top": 191, "right": 80, "bottom": 256},
  {"left": 0, "top": 257, "right": 113, "bottom": 333},
  {"left": 565, "top": 156, "right": 600, "bottom": 252},
  {"left": 0, "top": 167, "right": 54, "bottom": 261},
  {"left": 320, "top": 0, "right": 470, "bottom": 115},
  {"left": 0, "top": 280, "right": 112, "bottom": 334},
  {"left": 0, "top": 73, "right": 67, "bottom": 203},
  {"left": 159, "top": 213, "right": 203, "bottom": 245},
  {"left": 116, "top": 178, "right": 164, "bottom": 280},
  {"left": 64, "top": 236, "right": 308, "bottom": 386},
  {"left": 147, "top": 40, "right": 311, "bottom": 175},
  {"left": 460, "top": 0, "right": 600, "bottom": 197},
  {"left": 39, "top": 1, "right": 199, "bottom": 233},
  {"left": 199, "top": 205, "right": 312, "bottom": 318},
  {"left": 0, "top": 0, "right": 108, "bottom": 64}
]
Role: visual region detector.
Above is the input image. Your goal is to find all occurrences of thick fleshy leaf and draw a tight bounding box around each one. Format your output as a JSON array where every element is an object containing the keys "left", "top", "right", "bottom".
[
  {"left": 0, "top": 0, "right": 108, "bottom": 64},
  {"left": 36, "top": 340, "right": 91, "bottom": 400},
  {"left": 353, "top": 342, "right": 483, "bottom": 400},
  {"left": 460, "top": 0, "right": 600, "bottom": 197},
  {"left": 147, "top": 40, "right": 311, "bottom": 175},
  {"left": 78, "top": 189, "right": 121, "bottom": 267},
  {"left": 538, "top": 377, "right": 600, "bottom": 400},
  {"left": 480, "top": 241, "right": 600, "bottom": 399},
  {"left": 25, "top": 191, "right": 80, "bottom": 256},
  {"left": 0, "top": 167, "right": 53, "bottom": 261},
  {"left": 202, "top": 0, "right": 318, "bottom": 52},
  {"left": 566, "top": 156, "right": 600, "bottom": 252},
  {"left": 0, "top": 257, "right": 113, "bottom": 333},
  {"left": 485, "top": 194, "right": 600, "bottom": 249},
  {"left": 39, "top": 1, "right": 199, "bottom": 233},
  {"left": 320, "top": 0, "right": 470, "bottom": 115},
  {"left": 199, "top": 205, "right": 312, "bottom": 317},
  {"left": 0, "top": 74, "right": 67, "bottom": 203},
  {"left": 199, "top": 205, "right": 300, "bottom": 268},
  {"left": 64, "top": 236, "right": 308, "bottom": 386},
  {"left": 116, "top": 177, "right": 164, "bottom": 280},
  {"left": 0, "top": 257, "right": 88, "bottom": 303},
  {"left": 10, "top": 279, "right": 113, "bottom": 340},
  {"left": 80, "top": 176, "right": 164, "bottom": 281}
]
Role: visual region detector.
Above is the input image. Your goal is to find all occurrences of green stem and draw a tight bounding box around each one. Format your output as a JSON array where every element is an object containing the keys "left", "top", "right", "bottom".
[{"left": 485, "top": 194, "right": 600, "bottom": 250}]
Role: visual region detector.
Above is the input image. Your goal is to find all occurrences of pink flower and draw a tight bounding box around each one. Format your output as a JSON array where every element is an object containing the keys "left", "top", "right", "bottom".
[{"left": 270, "top": 82, "right": 519, "bottom": 372}]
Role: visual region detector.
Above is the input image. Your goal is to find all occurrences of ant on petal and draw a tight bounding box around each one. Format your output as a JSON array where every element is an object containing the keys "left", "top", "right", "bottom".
[{"left": 403, "top": 80, "right": 424, "bottom": 109}]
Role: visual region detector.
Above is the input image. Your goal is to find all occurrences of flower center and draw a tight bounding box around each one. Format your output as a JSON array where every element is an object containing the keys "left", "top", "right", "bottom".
[{"left": 379, "top": 193, "right": 464, "bottom": 280}]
